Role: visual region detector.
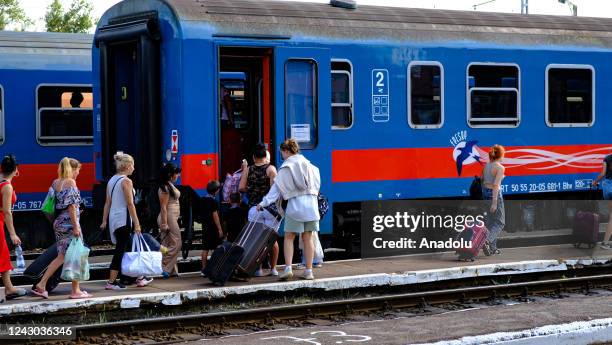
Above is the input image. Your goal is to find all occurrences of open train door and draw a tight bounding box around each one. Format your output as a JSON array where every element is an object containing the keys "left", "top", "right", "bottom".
[
  {"left": 95, "top": 18, "right": 162, "bottom": 186},
  {"left": 274, "top": 47, "right": 332, "bottom": 233}
]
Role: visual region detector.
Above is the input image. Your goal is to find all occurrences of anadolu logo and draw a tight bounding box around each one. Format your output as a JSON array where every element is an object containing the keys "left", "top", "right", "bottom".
[{"left": 450, "top": 131, "right": 486, "bottom": 176}]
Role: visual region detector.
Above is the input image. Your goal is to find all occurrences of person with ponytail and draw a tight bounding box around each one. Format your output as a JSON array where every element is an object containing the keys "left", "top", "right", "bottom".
[
  {"left": 157, "top": 163, "right": 181, "bottom": 279},
  {"left": 0, "top": 154, "right": 26, "bottom": 301},
  {"left": 100, "top": 153, "right": 150, "bottom": 289},
  {"left": 481, "top": 144, "right": 506, "bottom": 256},
  {"left": 258, "top": 139, "right": 321, "bottom": 281},
  {"left": 32, "top": 157, "right": 90, "bottom": 299}
]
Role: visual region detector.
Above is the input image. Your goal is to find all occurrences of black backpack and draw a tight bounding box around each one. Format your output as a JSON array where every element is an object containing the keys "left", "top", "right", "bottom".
[{"left": 469, "top": 176, "right": 484, "bottom": 200}]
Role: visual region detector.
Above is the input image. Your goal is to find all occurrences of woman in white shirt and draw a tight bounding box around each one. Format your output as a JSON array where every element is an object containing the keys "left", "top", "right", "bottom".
[
  {"left": 258, "top": 139, "right": 320, "bottom": 280},
  {"left": 100, "top": 153, "right": 149, "bottom": 289}
]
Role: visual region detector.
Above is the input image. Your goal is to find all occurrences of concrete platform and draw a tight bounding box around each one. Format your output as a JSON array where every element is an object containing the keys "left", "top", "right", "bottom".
[{"left": 2, "top": 244, "right": 612, "bottom": 317}]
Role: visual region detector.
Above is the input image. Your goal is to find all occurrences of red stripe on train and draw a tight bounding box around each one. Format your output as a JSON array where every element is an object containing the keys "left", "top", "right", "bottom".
[
  {"left": 11, "top": 163, "right": 95, "bottom": 193},
  {"left": 332, "top": 144, "right": 611, "bottom": 183}
]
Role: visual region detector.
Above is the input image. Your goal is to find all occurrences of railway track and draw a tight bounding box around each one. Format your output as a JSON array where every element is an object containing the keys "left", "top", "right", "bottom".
[{"left": 56, "top": 273, "right": 612, "bottom": 344}]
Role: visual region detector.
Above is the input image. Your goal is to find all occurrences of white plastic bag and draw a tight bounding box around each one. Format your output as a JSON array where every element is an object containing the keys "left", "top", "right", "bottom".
[
  {"left": 299, "top": 232, "right": 324, "bottom": 262},
  {"left": 121, "top": 233, "right": 163, "bottom": 277},
  {"left": 61, "top": 237, "right": 90, "bottom": 281}
]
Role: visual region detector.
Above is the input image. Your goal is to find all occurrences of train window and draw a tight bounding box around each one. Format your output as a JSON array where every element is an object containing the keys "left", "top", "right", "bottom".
[
  {"left": 408, "top": 62, "right": 443, "bottom": 129},
  {"left": 332, "top": 60, "right": 353, "bottom": 129},
  {"left": 285, "top": 59, "right": 318, "bottom": 149},
  {"left": 36, "top": 85, "right": 93, "bottom": 145},
  {"left": 546, "top": 65, "right": 594, "bottom": 127},
  {"left": 467, "top": 64, "right": 520, "bottom": 127}
]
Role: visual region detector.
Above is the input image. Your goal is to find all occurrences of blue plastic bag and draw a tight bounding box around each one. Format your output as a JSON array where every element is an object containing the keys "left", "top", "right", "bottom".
[{"left": 61, "top": 237, "right": 90, "bottom": 281}]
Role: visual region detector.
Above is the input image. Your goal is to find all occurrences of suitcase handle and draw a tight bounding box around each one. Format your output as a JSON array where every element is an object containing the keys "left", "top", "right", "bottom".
[{"left": 235, "top": 209, "right": 283, "bottom": 246}]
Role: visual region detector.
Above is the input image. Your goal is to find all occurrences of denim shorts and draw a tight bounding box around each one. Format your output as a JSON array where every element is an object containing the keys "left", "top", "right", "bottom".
[
  {"left": 284, "top": 215, "right": 319, "bottom": 233},
  {"left": 603, "top": 179, "right": 612, "bottom": 200}
]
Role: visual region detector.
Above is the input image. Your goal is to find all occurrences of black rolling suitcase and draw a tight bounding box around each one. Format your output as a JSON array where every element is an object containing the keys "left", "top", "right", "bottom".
[
  {"left": 204, "top": 241, "right": 244, "bottom": 286},
  {"left": 235, "top": 210, "right": 281, "bottom": 277},
  {"left": 23, "top": 243, "right": 62, "bottom": 292}
]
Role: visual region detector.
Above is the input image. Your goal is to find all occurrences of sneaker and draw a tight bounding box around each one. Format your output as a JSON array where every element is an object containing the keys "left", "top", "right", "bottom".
[
  {"left": 279, "top": 270, "right": 294, "bottom": 281},
  {"left": 269, "top": 268, "right": 279, "bottom": 276},
  {"left": 105, "top": 281, "right": 126, "bottom": 290},
  {"left": 492, "top": 249, "right": 502, "bottom": 255},
  {"left": 483, "top": 241, "right": 492, "bottom": 256},
  {"left": 136, "top": 277, "right": 153, "bottom": 287},
  {"left": 301, "top": 271, "right": 314, "bottom": 280},
  {"left": 600, "top": 242, "right": 611, "bottom": 250},
  {"left": 296, "top": 263, "right": 306, "bottom": 270},
  {"left": 162, "top": 272, "right": 170, "bottom": 280},
  {"left": 313, "top": 262, "right": 323, "bottom": 268},
  {"left": 200, "top": 269, "right": 207, "bottom": 278},
  {"left": 254, "top": 269, "right": 265, "bottom": 277}
]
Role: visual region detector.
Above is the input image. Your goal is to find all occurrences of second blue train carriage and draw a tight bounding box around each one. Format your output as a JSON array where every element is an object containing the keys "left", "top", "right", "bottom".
[{"left": 93, "top": 0, "right": 612, "bottom": 250}]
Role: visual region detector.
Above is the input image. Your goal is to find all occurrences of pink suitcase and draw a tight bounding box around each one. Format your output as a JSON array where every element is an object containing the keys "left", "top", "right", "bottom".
[{"left": 456, "top": 223, "right": 488, "bottom": 261}]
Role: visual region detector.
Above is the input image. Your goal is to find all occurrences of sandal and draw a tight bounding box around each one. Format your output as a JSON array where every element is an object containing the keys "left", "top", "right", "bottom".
[
  {"left": 6, "top": 288, "right": 27, "bottom": 300},
  {"left": 69, "top": 291, "right": 92, "bottom": 299},
  {"left": 30, "top": 287, "right": 49, "bottom": 299}
]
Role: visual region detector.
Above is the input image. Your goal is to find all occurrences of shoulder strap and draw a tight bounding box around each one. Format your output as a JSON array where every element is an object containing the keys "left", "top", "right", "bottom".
[
  {"left": 110, "top": 176, "right": 126, "bottom": 198},
  {"left": 0, "top": 180, "right": 10, "bottom": 189}
]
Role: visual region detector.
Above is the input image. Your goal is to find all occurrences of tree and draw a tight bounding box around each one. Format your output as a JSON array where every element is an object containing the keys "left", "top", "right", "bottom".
[
  {"left": 0, "top": 0, "right": 33, "bottom": 31},
  {"left": 45, "top": 0, "right": 96, "bottom": 33}
]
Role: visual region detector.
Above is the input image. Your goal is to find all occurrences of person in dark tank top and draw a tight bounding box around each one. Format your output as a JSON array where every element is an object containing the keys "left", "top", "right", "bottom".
[
  {"left": 593, "top": 151, "right": 612, "bottom": 249},
  {"left": 239, "top": 143, "right": 279, "bottom": 276}
]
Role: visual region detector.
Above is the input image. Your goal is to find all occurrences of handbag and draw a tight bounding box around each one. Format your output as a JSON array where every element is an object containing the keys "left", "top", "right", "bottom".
[
  {"left": 41, "top": 187, "right": 56, "bottom": 223},
  {"left": 317, "top": 193, "right": 329, "bottom": 219},
  {"left": 121, "top": 233, "right": 163, "bottom": 277},
  {"left": 61, "top": 237, "right": 90, "bottom": 281}
]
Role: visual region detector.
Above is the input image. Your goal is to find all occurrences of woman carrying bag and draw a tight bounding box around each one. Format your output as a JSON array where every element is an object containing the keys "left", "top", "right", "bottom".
[
  {"left": 100, "top": 153, "right": 151, "bottom": 289},
  {"left": 32, "top": 158, "right": 91, "bottom": 299},
  {"left": 258, "top": 139, "right": 321, "bottom": 281}
]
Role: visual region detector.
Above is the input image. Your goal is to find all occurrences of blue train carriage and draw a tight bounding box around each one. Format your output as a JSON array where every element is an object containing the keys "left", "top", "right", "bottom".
[
  {"left": 0, "top": 31, "right": 94, "bottom": 248},
  {"left": 93, "top": 0, "right": 611, "bottom": 253}
]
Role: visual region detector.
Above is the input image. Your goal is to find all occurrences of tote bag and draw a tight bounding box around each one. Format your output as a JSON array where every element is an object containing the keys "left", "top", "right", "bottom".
[{"left": 121, "top": 233, "right": 163, "bottom": 277}]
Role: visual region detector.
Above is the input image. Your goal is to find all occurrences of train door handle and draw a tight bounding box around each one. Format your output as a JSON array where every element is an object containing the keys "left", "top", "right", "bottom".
[{"left": 121, "top": 86, "right": 128, "bottom": 101}]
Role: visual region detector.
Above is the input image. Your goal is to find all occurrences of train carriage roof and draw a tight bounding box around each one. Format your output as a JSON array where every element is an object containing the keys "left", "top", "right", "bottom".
[
  {"left": 156, "top": 0, "right": 612, "bottom": 47},
  {"left": 0, "top": 31, "right": 92, "bottom": 70}
]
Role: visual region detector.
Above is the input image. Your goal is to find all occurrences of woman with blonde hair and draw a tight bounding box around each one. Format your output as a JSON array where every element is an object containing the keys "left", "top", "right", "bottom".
[
  {"left": 100, "top": 153, "right": 149, "bottom": 289},
  {"left": 32, "top": 157, "right": 90, "bottom": 299},
  {"left": 258, "top": 139, "right": 320, "bottom": 280},
  {"left": 482, "top": 144, "right": 506, "bottom": 256}
]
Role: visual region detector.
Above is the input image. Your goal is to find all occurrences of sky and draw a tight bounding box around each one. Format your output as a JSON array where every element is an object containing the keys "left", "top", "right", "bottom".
[{"left": 17, "top": 0, "right": 612, "bottom": 31}]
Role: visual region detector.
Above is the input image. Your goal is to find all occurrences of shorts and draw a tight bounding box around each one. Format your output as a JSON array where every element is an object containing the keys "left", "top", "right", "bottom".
[
  {"left": 284, "top": 215, "right": 319, "bottom": 234},
  {"left": 248, "top": 206, "right": 278, "bottom": 229},
  {"left": 603, "top": 179, "right": 612, "bottom": 200}
]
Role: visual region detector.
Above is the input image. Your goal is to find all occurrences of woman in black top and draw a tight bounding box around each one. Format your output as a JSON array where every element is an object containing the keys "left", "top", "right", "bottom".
[{"left": 239, "top": 143, "right": 278, "bottom": 276}]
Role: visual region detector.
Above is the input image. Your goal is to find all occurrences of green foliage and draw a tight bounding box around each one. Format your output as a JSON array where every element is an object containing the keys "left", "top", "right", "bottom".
[
  {"left": 45, "top": 0, "right": 96, "bottom": 33},
  {"left": 0, "top": 0, "right": 33, "bottom": 31}
]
